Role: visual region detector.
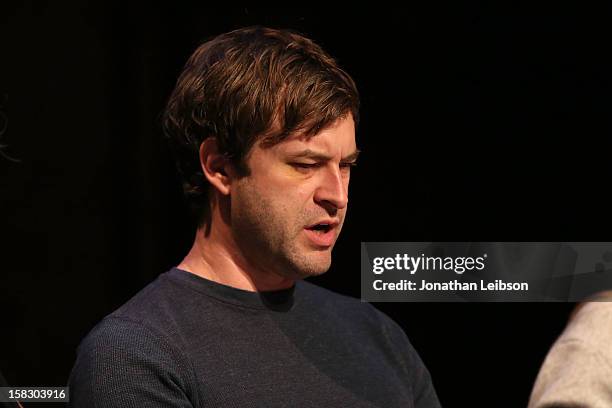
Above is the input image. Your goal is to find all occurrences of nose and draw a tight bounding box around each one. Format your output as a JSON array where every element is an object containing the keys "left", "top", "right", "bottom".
[{"left": 313, "top": 165, "right": 349, "bottom": 212}]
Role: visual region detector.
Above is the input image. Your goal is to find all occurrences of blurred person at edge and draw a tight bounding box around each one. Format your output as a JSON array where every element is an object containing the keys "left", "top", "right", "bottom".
[
  {"left": 67, "top": 26, "right": 441, "bottom": 408},
  {"left": 529, "top": 290, "right": 612, "bottom": 407}
]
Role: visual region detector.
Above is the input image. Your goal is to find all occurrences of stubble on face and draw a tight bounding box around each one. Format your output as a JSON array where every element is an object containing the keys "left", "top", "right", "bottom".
[
  {"left": 231, "top": 176, "right": 342, "bottom": 281},
  {"left": 228, "top": 115, "right": 355, "bottom": 282}
]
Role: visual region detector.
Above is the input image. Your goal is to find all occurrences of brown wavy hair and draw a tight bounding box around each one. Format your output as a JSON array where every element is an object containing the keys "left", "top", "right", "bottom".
[{"left": 162, "top": 26, "right": 359, "bottom": 227}]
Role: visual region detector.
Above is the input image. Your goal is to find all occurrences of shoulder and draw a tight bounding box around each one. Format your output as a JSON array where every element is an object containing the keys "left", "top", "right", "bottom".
[
  {"left": 107, "top": 273, "right": 180, "bottom": 324},
  {"left": 68, "top": 316, "right": 197, "bottom": 407},
  {"left": 75, "top": 315, "right": 185, "bottom": 363},
  {"left": 100, "top": 271, "right": 204, "bottom": 348},
  {"left": 73, "top": 271, "right": 188, "bottom": 362},
  {"left": 67, "top": 272, "right": 201, "bottom": 406},
  {"left": 564, "top": 302, "right": 612, "bottom": 347},
  {"left": 554, "top": 302, "right": 612, "bottom": 371},
  {"left": 529, "top": 302, "right": 612, "bottom": 408},
  {"left": 72, "top": 316, "right": 193, "bottom": 383}
]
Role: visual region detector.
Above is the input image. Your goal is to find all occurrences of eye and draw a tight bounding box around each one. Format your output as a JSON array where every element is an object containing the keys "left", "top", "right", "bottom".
[
  {"left": 340, "top": 162, "right": 357, "bottom": 171},
  {"left": 290, "top": 162, "right": 320, "bottom": 170}
]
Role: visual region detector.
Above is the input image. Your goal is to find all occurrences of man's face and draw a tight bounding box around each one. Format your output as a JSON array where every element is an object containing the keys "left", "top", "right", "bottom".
[{"left": 230, "top": 114, "right": 358, "bottom": 280}]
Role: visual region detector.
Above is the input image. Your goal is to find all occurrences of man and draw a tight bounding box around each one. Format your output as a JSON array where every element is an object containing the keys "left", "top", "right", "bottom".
[{"left": 68, "top": 26, "right": 441, "bottom": 407}]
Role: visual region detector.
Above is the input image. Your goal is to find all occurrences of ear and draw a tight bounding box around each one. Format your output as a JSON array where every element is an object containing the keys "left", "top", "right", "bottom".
[{"left": 199, "top": 138, "right": 234, "bottom": 196}]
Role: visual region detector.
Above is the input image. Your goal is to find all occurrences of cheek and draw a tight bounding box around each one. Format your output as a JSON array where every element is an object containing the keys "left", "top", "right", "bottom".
[
  {"left": 244, "top": 169, "right": 317, "bottom": 219},
  {"left": 295, "top": 183, "right": 315, "bottom": 202},
  {"left": 270, "top": 175, "right": 315, "bottom": 206},
  {"left": 274, "top": 186, "right": 312, "bottom": 218}
]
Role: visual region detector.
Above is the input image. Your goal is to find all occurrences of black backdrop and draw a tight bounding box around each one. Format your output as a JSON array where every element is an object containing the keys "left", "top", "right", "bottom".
[{"left": 2, "top": 3, "right": 610, "bottom": 407}]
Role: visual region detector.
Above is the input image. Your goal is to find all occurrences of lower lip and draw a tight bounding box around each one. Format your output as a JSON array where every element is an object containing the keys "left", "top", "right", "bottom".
[{"left": 304, "top": 228, "right": 336, "bottom": 247}]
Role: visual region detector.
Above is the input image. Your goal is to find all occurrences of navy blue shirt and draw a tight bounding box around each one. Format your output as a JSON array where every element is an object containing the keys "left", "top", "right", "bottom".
[{"left": 68, "top": 267, "right": 441, "bottom": 407}]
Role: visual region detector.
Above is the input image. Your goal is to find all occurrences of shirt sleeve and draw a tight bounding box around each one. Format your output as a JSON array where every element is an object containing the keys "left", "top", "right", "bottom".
[{"left": 68, "top": 317, "right": 196, "bottom": 408}]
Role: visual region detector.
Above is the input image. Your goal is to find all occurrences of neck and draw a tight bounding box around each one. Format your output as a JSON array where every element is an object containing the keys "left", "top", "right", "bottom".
[{"left": 177, "top": 215, "right": 295, "bottom": 292}]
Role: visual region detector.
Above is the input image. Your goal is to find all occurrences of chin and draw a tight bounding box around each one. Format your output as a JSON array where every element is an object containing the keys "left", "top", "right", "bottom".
[
  {"left": 293, "top": 268, "right": 329, "bottom": 280},
  {"left": 292, "top": 257, "right": 332, "bottom": 279},
  {"left": 280, "top": 241, "right": 334, "bottom": 278}
]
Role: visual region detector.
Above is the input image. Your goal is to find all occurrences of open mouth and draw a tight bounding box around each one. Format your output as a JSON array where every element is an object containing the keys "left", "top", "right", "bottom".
[
  {"left": 304, "top": 221, "right": 337, "bottom": 247},
  {"left": 307, "top": 223, "right": 332, "bottom": 233}
]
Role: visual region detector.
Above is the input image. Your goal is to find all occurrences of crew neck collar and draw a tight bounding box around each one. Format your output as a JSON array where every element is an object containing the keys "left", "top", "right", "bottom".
[{"left": 164, "top": 267, "right": 297, "bottom": 311}]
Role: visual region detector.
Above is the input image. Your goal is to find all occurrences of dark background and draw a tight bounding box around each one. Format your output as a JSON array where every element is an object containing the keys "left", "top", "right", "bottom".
[{"left": 2, "top": 3, "right": 610, "bottom": 407}]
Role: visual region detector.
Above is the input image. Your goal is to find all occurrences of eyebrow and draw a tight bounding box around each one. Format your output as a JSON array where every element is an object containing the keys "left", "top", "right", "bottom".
[{"left": 288, "top": 149, "right": 361, "bottom": 162}]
